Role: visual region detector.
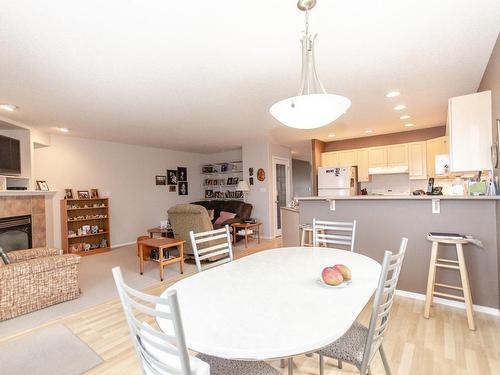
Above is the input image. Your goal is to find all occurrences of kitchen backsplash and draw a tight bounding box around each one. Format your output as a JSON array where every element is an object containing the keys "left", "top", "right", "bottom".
[{"left": 360, "top": 174, "right": 454, "bottom": 195}]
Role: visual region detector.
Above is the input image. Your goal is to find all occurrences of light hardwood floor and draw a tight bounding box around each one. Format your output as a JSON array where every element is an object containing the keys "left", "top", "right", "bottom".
[{"left": 2, "top": 239, "right": 499, "bottom": 374}]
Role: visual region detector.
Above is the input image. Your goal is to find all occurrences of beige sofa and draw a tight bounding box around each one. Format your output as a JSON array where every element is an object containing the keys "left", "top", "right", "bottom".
[{"left": 0, "top": 247, "right": 81, "bottom": 321}]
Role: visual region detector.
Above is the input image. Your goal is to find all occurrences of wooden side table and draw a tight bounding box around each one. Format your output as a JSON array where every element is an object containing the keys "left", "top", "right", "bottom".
[
  {"left": 231, "top": 222, "right": 262, "bottom": 248},
  {"left": 424, "top": 235, "right": 475, "bottom": 330},
  {"left": 147, "top": 226, "right": 173, "bottom": 238},
  {"left": 138, "top": 238, "right": 185, "bottom": 281}
]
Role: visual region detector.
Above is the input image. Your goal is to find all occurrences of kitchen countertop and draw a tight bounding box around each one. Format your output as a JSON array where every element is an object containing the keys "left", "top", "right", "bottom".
[{"left": 295, "top": 195, "right": 500, "bottom": 201}]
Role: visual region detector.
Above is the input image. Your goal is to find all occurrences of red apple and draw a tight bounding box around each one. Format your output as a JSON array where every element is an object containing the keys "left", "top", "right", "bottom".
[
  {"left": 333, "top": 264, "right": 351, "bottom": 281},
  {"left": 321, "top": 266, "right": 344, "bottom": 286}
]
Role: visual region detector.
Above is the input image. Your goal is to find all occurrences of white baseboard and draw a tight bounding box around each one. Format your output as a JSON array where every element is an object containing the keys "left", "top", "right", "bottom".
[
  {"left": 395, "top": 289, "right": 499, "bottom": 317},
  {"left": 111, "top": 241, "right": 135, "bottom": 249}
]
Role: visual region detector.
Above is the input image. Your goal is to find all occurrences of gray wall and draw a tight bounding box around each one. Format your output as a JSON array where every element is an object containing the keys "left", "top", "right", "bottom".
[
  {"left": 292, "top": 159, "right": 312, "bottom": 198},
  {"left": 298, "top": 199, "right": 499, "bottom": 308}
]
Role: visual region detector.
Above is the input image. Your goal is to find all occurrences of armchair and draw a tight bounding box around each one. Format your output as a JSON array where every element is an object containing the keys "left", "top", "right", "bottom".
[{"left": 0, "top": 247, "right": 81, "bottom": 321}]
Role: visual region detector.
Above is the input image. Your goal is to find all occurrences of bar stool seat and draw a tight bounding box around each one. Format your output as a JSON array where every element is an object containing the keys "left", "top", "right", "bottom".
[{"left": 424, "top": 235, "right": 475, "bottom": 330}]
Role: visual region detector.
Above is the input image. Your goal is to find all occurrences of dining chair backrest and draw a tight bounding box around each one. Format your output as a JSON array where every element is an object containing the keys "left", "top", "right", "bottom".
[
  {"left": 112, "top": 267, "right": 191, "bottom": 375},
  {"left": 189, "top": 225, "right": 233, "bottom": 272},
  {"left": 312, "top": 218, "right": 357, "bottom": 251},
  {"left": 360, "top": 237, "right": 408, "bottom": 373}
]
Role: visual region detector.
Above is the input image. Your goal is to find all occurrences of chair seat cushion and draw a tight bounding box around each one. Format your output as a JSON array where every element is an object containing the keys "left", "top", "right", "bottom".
[
  {"left": 317, "top": 322, "right": 368, "bottom": 369},
  {"left": 196, "top": 353, "right": 281, "bottom": 375}
]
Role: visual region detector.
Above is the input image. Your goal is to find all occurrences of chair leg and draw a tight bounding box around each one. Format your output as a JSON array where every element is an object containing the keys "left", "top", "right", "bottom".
[
  {"left": 367, "top": 366, "right": 373, "bottom": 375},
  {"left": 338, "top": 359, "right": 343, "bottom": 369},
  {"left": 280, "top": 359, "right": 286, "bottom": 368},
  {"left": 288, "top": 357, "right": 293, "bottom": 375},
  {"left": 379, "top": 345, "right": 392, "bottom": 375},
  {"left": 319, "top": 354, "right": 324, "bottom": 375}
]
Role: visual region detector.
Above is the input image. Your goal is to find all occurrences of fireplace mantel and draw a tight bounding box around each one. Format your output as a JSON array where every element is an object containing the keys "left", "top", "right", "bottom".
[{"left": 0, "top": 190, "right": 56, "bottom": 197}]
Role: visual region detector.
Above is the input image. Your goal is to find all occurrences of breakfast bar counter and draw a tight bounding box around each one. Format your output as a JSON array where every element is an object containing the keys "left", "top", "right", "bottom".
[{"left": 287, "top": 196, "right": 500, "bottom": 310}]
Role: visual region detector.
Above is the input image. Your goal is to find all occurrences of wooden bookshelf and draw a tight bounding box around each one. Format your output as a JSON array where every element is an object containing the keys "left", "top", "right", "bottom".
[{"left": 60, "top": 197, "right": 111, "bottom": 256}]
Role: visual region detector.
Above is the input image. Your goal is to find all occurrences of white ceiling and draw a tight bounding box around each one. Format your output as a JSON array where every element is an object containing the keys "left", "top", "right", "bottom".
[{"left": 0, "top": 0, "right": 498, "bottom": 155}]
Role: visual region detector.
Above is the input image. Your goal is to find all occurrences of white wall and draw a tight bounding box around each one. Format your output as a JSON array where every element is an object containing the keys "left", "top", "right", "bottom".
[
  {"left": 34, "top": 135, "right": 204, "bottom": 248},
  {"left": 203, "top": 149, "right": 242, "bottom": 164}
]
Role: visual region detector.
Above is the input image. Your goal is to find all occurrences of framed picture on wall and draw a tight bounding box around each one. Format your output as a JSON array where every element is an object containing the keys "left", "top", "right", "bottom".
[
  {"left": 177, "top": 167, "right": 187, "bottom": 182},
  {"left": 178, "top": 181, "right": 188, "bottom": 195},
  {"left": 168, "top": 185, "right": 176, "bottom": 192},
  {"left": 156, "top": 175, "right": 166, "bottom": 185},
  {"left": 167, "top": 170, "right": 177, "bottom": 185}
]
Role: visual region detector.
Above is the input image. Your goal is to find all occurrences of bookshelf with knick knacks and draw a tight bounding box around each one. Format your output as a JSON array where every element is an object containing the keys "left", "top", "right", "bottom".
[
  {"left": 201, "top": 161, "right": 244, "bottom": 200},
  {"left": 60, "top": 197, "right": 111, "bottom": 256}
]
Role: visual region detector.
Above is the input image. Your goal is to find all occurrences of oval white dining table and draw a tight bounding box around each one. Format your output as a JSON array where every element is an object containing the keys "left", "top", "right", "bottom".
[{"left": 157, "top": 247, "right": 381, "bottom": 363}]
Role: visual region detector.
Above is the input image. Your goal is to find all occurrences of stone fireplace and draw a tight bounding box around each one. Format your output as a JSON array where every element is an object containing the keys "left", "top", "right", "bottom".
[{"left": 0, "top": 195, "right": 46, "bottom": 250}]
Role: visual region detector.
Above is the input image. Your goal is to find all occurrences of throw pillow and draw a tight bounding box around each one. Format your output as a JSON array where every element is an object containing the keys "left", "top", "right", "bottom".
[
  {"left": 214, "top": 211, "right": 236, "bottom": 225},
  {"left": 0, "top": 247, "right": 11, "bottom": 265},
  {"left": 207, "top": 209, "right": 215, "bottom": 221}
]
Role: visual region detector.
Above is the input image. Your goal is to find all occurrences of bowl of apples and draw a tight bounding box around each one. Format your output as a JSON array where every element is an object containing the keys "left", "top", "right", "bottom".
[{"left": 318, "top": 264, "right": 352, "bottom": 288}]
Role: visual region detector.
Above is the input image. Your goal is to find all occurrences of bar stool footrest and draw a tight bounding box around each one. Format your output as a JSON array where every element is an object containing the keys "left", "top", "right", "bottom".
[
  {"left": 434, "top": 282, "right": 463, "bottom": 291},
  {"left": 432, "top": 291, "right": 465, "bottom": 301},
  {"left": 436, "top": 258, "right": 459, "bottom": 264},
  {"left": 435, "top": 263, "right": 460, "bottom": 270}
]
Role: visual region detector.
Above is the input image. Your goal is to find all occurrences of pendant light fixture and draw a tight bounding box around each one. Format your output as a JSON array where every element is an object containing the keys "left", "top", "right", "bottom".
[{"left": 270, "top": 0, "right": 351, "bottom": 129}]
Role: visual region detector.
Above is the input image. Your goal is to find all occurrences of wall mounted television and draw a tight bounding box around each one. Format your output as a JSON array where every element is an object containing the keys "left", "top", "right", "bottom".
[{"left": 0, "top": 135, "right": 21, "bottom": 174}]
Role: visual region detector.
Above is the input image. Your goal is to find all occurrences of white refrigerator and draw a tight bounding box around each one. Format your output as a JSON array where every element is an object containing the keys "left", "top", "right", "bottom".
[{"left": 318, "top": 166, "right": 358, "bottom": 197}]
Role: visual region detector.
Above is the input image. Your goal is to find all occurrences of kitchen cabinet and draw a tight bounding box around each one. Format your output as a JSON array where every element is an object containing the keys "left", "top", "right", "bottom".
[
  {"left": 387, "top": 144, "right": 408, "bottom": 166},
  {"left": 357, "top": 149, "right": 370, "bottom": 182},
  {"left": 368, "top": 147, "right": 387, "bottom": 168},
  {"left": 408, "top": 142, "right": 427, "bottom": 180},
  {"left": 321, "top": 151, "right": 339, "bottom": 167},
  {"left": 448, "top": 91, "right": 492, "bottom": 172},
  {"left": 339, "top": 150, "right": 357, "bottom": 166},
  {"left": 426, "top": 136, "right": 448, "bottom": 177}
]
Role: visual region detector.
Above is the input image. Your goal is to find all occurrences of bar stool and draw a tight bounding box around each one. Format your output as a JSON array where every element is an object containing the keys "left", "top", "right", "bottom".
[
  {"left": 424, "top": 235, "right": 475, "bottom": 330},
  {"left": 299, "top": 224, "right": 313, "bottom": 246}
]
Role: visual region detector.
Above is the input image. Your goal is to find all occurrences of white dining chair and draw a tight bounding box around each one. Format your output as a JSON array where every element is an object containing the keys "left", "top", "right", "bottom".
[
  {"left": 112, "top": 266, "right": 210, "bottom": 375},
  {"left": 189, "top": 225, "right": 233, "bottom": 272},
  {"left": 312, "top": 218, "right": 357, "bottom": 251},
  {"left": 316, "top": 237, "right": 408, "bottom": 375}
]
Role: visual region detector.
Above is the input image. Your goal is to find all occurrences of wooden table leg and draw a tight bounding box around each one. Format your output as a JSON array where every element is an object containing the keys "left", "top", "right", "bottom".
[
  {"left": 233, "top": 226, "right": 237, "bottom": 245},
  {"left": 245, "top": 227, "right": 248, "bottom": 248},
  {"left": 139, "top": 244, "right": 144, "bottom": 275},
  {"left": 257, "top": 225, "right": 260, "bottom": 244},
  {"left": 424, "top": 241, "right": 438, "bottom": 318},
  {"left": 179, "top": 243, "right": 184, "bottom": 274},
  {"left": 159, "top": 246, "right": 164, "bottom": 282}
]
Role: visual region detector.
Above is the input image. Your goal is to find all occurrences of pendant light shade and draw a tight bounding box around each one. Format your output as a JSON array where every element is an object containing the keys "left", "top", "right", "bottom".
[
  {"left": 270, "top": 94, "right": 351, "bottom": 129},
  {"left": 270, "top": 0, "right": 350, "bottom": 129}
]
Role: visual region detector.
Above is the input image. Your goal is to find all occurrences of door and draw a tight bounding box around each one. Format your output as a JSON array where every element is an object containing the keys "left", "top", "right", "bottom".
[
  {"left": 272, "top": 157, "right": 291, "bottom": 237},
  {"left": 357, "top": 149, "right": 369, "bottom": 182},
  {"left": 368, "top": 147, "right": 387, "bottom": 167},
  {"left": 321, "top": 151, "right": 339, "bottom": 167},
  {"left": 386, "top": 144, "right": 408, "bottom": 166},
  {"left": 408, "top": 142, "right": 427, "bottom": 180}
]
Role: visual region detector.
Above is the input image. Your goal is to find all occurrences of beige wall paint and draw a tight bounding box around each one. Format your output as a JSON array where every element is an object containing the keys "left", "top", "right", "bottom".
[{"left": 34, "top": 135, "right": 204, "bottom": 248}]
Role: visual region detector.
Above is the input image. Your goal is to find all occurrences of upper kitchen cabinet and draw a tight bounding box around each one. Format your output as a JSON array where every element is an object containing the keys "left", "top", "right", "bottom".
[
  {"left": 368, "top": 147, "right": 387, "bottom": 168},
  {"left": 321, "top": 151, "right": 339, "bottom": 167},
  {"left": 408, "top": 141, "right": 427, "bottom": 180},
  {"left": 448, "top": 91, "right": 492, "bottom": 172},
  {"left": 426, "top": 136, "right": 448, "bottom": 177},
  {"left": 338, "top": 150, "right": 358, "bottom": 166},
  {"left": 386, "top": 144, "right": 408, "bottom": 166},
  {"left": 357, "top": 149, "right": 370, "bottom": 182}
]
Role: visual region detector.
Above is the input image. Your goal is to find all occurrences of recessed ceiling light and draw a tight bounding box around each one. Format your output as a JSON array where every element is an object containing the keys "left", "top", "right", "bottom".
[
  {"left": 0, "top": 104, "right": 18, "bottom": 112},
  {"left": 386, "top": 91, "right": 400, "bottom": 98},
  {"left": 394, "top": 105, "right": 406, "bottom": 111},
  {"left": 404, "top": 123, "right": 414, "bottom": 127},
  {"left": 365, "top": 130, "right": 373, "bottom": 134},
  {"left": 58, "top": 127, "right": 70, "bottom": 133},
  {"left": 328, "top": 134, "right": 336, "bottom": 138},
  {"left": 400, "top": 115, "right": 411, "bottom": 120}
]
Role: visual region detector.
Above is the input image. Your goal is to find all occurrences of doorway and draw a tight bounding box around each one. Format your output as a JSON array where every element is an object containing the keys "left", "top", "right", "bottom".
[{"left": 272, "top": 156, "right": 291, "bottom": 237}]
